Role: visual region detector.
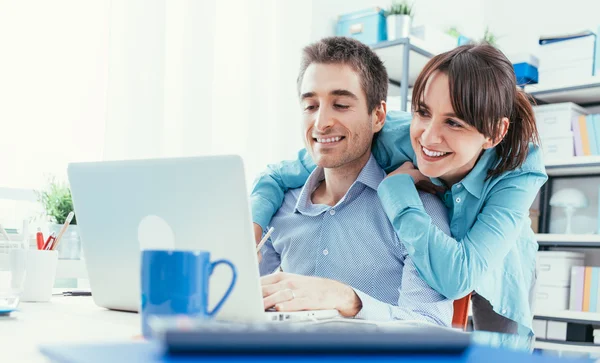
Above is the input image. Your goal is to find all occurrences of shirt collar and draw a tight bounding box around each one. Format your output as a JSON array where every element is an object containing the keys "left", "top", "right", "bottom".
[
  {"left": 460, "top": 148, "right": 497, "bottom": 199},
  {"left": 428, "top": 148, "right": 497, "bottom": 199},
  {"left": 294, "top": 154, "right": 385, "bottom": 215}
]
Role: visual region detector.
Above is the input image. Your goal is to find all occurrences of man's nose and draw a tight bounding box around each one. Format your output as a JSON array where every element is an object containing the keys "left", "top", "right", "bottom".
[{"left": 314, "top": 108, "right": 334, "bottom": 132}]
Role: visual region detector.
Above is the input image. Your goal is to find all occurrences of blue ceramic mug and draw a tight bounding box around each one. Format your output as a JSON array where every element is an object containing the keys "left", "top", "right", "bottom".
[{"left": 140, "top": 250, "right": 237, "bottom": 338}]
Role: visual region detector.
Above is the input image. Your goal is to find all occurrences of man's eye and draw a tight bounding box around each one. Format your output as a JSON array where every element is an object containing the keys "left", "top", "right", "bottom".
[
  {"left": 334, "top": 104, "right": 349, "bottom": 109},
  {"left": 304, "top": 105, "right": 316, "bottom": 111}
]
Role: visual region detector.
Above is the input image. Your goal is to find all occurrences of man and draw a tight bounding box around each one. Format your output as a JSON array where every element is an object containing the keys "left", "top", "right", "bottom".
[{"left": 256, "top": 37, "right": 453, "bottom": 325}]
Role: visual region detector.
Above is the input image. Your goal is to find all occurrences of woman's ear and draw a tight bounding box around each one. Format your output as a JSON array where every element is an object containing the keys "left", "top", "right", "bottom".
[
  {"left": 483, "top": 117, "right": 510, "bottom": 149},
  {"left": 372, "top": 101, "right": 387, "bottom": 132}
]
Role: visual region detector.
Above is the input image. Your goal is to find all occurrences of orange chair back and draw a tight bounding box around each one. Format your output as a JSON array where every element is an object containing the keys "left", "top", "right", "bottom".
[{"left": 452, "top": 293, "right": 471, "bottom": 330}]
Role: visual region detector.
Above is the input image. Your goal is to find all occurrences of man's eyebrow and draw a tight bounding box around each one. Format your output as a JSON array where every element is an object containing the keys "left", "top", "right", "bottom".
[
  {"left": 301, "top": 92, "right": 316, "bottom": 100},
  {"left": 330, "top": 89, "right": 358, "bottom": 100}
]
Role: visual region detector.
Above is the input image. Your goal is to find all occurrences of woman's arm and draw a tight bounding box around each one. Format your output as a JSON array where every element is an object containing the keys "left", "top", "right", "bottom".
[
  {"left": 250, "top": 149, "right": 315, "bottom": 229},
  {"left": 377, "top": 170, "right": 547, "bottom": 300},
  {"left": 250, "top": 111, "right": 415, "bottom": 228}
]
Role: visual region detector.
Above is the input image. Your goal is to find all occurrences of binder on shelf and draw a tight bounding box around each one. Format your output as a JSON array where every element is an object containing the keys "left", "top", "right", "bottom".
[
  {"left": 579, "top": 115, "right": 592, "bottom": 156},
  {"left": 591, "top": 268, "right": 600, "bottom": 313},
  {"left": 586, "top": 115, "right": 598, "bottom": 156},
  {"left": 572, "top": 116, "right": 584, "bottom": 156},
  {"left": 583, "top": 267, "right": 592, "bottom": 312},
  {"left": 539, "top": 30, "right": 596, "bottom": 45},
  {"left": 570, "top": 266, "right": 585, "bottom": 311},
  {"left": 595, "top": 115, "right": 600, "bottom": 154}
]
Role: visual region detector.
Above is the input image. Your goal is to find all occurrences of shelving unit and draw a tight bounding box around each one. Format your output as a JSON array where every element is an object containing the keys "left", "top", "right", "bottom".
[
  {"left": 545, "top": 156, "right": 600, "bottom": 176},
  {"left": 525, "top": 77, "right": 600, "bottom": 106},
  {"left": 535, "top": 310, "right": 600, "bottom": 325},
  {"left": 370, "top": 37, "right": 434, "bottom": 111},
  {"left": 528, "top": 82, "right": 600, "bottom": 356},
  {"left": 535, "top": 234, "right": 600, "bottom": 247},
  {"left": 535, "top": 340, "right": 600, "bottom": 354}
]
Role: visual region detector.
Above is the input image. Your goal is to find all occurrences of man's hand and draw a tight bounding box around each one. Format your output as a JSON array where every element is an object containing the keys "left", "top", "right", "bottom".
[
  {"left": 386, "top": 162, "right": 445, "bottom": 194},
  {"left": 260, "top": 272, "right": 362, "bottom": 317},
  {"left": 253, "top": 223, "right": 263, "bottom": 262}
]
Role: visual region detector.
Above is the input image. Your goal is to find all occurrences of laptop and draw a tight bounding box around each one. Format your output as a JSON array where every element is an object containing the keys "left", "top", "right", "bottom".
[{"left": 67, "top": 155, "right": 338, "bottom": 323}]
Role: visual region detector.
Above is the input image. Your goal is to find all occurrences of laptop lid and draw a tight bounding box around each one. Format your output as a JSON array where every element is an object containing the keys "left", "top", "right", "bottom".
[{"left": 67, "top": 155, "right": 265, "bottom": 322}]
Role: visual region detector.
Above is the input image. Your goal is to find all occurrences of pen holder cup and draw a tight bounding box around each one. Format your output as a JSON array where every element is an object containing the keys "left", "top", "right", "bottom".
[{"left": 12, "top": 250, "right": 58, "bottom": 302}]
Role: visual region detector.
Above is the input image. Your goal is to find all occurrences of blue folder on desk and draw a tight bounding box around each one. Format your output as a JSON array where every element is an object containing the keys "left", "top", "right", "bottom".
[{"left": 39, "top": 341, "right": 587, "bottom": 363}]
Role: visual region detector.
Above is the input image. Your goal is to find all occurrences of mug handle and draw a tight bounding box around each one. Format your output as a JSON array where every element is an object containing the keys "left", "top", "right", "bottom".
[{"left": 206, "top": 259, "right": 237, "bottom": 317}]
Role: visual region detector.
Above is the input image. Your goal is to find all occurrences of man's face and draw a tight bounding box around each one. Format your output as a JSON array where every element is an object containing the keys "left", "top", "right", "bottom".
[{"left": 299, "top": 63, "right": 381, "bottom": 169}]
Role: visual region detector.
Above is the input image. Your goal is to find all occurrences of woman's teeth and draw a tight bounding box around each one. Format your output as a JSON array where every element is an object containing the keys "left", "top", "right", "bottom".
[
  {"left": 422, "top": 146, "right": 449, "bottom": 157},
  {"left": 316, "top": 136, "right": 343, "bottom": 143}
]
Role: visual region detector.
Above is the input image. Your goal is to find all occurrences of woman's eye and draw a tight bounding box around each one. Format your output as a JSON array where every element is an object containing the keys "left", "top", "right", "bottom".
[
  {"left": 447, "top": 119, "right": 462, "bottom": 128},
  {"left": 416, "top": 109, "right": 430, "bottom": 117},
  {"left": 304, "top": 105, "right": 316, "bottom": 111},
  {"left": 334, "top": 104, "right": 349, "bottom": 109}
]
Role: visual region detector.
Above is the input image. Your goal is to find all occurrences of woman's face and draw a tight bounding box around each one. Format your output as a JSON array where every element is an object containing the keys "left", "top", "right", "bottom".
[{"left": 410, "top": 71, "right": 496, "bottom": 186}]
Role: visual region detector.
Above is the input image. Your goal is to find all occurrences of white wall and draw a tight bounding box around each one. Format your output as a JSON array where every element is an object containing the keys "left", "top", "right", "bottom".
[
  {"left": 0, "top": 1, "right": 109, "bottom": 189},
  {"left": 309, "top": 0, "right": 486, "bottom": 43},
  {"left": 484, "top": 0, "right": 600, "bottom": 56}
]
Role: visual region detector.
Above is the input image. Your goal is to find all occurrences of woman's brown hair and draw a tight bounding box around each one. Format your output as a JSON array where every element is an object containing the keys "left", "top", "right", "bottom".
[{"left": 411, "top": 43, "right": 540, "bottom": 178}]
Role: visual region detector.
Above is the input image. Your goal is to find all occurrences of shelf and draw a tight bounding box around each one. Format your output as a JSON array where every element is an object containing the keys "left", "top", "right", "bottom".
[
  {"left": 535, "top": 310, "right": 600, "bottom": 324},
  {"left": 371, "top": 37, "right": 434, "bottom": 87},
  {"left": 525, "top": 77, "right": 600, "bottom": 106},
  {"left": 536, "top": 234, "right": 600, "bottom": 247},
  {"left": 535, "top": 340, "right": 600, "bottom": 354},
  {"left": 544, "top": 156, "right": 600, "bottom": 176}
]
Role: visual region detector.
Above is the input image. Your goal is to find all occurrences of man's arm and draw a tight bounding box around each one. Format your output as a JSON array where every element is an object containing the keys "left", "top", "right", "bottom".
[{"left": 352, "top": 254, "right": 452, "bottom": 325}]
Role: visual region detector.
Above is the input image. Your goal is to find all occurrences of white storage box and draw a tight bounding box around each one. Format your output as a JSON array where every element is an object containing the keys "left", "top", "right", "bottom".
[
  {"left": 410, "top": 25, "right": 456, "bottom": 54},
  {"left": 537, "top": 251, "right": 585, "bottom": 287},
  {"left": 541, "top": 133, "right": 575, "bottom": 161},
  {"left": 546, "top": 321, "right": 568, "bottom": 341},
  {"left": 508, "top": 53, "right": 540, "bottom": 68},
  {"left": 536, "top": 285, "right": 570, "bottom": 311},
  {"left": 533, "top": 102, "right": 588, "bottom": 138},
  {"left": 533, "top": 319, "right": 548, "bottom": 339}
]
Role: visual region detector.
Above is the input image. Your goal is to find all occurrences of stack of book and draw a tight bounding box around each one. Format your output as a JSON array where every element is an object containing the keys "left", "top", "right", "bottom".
[
  {"left": 573, "top": 114, "right": 600, "bottom": 156},
  {"left": 537, "top": 30, "right": 598, "bottom": 87},
  {"left": 570, "top": 266, "right": 600, "bottom": 312}
]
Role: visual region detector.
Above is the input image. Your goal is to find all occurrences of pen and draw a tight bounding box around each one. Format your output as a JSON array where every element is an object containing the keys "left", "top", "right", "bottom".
[
  {"left": 255, "top": 227, "right": 275, "bottom": 253},
  {"left": 43, "top": 232, "right": 56, "bottom": 250},
  {"left": 36, "top": 228, "right": 44, "bottom": 250},
  {"left": 51, "top": 212, "right": 75, "bottom": 251}
]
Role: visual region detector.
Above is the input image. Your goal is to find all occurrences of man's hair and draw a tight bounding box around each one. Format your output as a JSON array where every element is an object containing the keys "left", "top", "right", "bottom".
[{"left": 297, "top": 37, "right": 388, "bottom": 114}]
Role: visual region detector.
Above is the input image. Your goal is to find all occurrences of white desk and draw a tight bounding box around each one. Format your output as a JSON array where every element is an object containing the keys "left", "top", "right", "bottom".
[{"left": 0, "top": 295, "right": 139, "bottom": 362}]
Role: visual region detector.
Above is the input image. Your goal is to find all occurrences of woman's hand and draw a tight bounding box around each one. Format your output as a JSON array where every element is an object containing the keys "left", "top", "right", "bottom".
[{"left": 386, "top": 162, "right": 446, "bottom": 194}]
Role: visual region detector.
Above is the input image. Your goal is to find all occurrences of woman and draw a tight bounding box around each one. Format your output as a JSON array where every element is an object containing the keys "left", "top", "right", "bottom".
[{"left": 250, "top": 43, "right": 547, "bottom": 336}]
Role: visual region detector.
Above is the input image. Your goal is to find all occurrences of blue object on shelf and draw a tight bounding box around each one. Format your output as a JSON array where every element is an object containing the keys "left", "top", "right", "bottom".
[
  {"left": 336, "top": 8, "right": 387, "bottom": 45},
  {"left": 513, "top": 63, "right": 538, "bottom": 86},
  {"left": 457, "top": 35, "right": 471, "bottom": 46}
]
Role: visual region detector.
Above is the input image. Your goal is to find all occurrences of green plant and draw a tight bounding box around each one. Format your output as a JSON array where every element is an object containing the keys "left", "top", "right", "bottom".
[
  {"left": 36, "top": 177, "right": 77, "bottom": 225},
  {"left": 482, "top": 27, "right": 498, "bottom": 46},
  {"left": 385, "top": 0, "right": 414, "bottom": 17},
  {"left": 447, "top": 27, "right": 461, "bottom": 39}
]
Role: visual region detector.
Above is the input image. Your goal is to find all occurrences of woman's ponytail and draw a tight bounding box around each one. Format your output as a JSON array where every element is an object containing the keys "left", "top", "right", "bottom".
[{"left": 493, "top": 89, "right": 540, "bottom": 177}]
